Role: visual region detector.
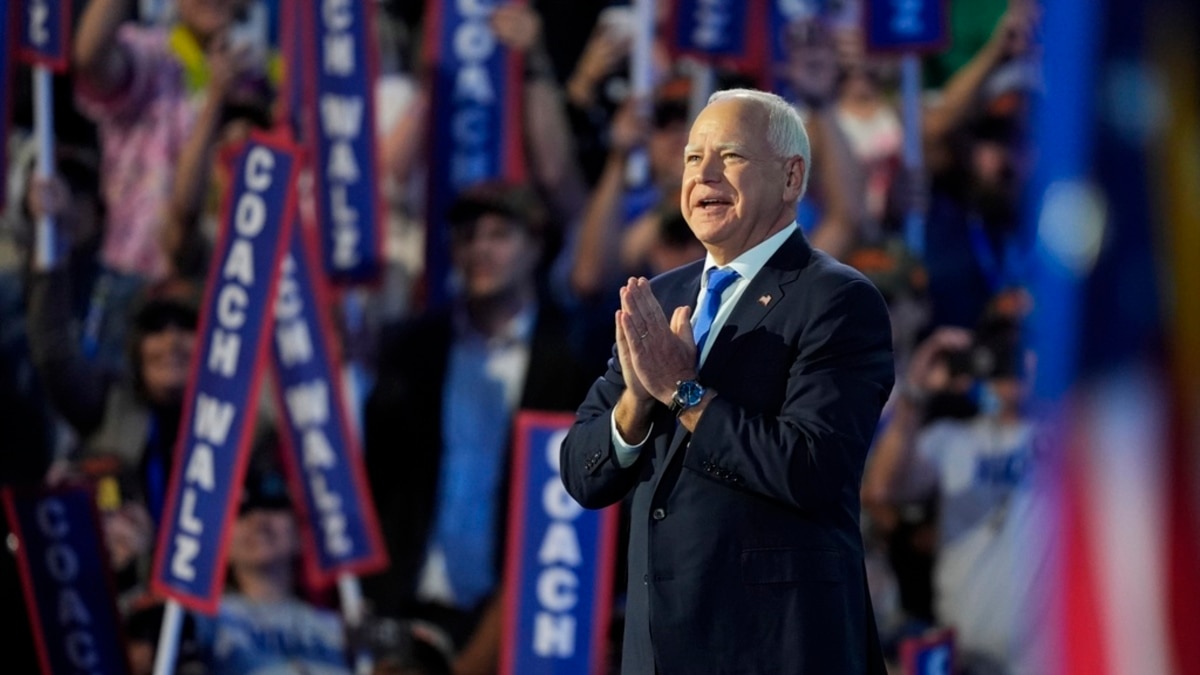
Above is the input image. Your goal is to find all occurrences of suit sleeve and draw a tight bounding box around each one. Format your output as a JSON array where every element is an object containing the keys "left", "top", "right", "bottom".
[
  {"left": 684, "top": 277, "right": 895, "bottom": 512},
  {"left": 559, "top": 350, "right": 651, "bottom": 510}
]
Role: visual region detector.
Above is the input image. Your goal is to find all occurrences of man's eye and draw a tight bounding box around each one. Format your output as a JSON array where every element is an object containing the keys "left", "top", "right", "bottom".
[{"left": 684, "top": 154, "right": 701, "bottom": 164}]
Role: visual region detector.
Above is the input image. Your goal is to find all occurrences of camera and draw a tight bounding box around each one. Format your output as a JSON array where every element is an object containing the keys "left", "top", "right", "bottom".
[{"left": 944, "top": 317, "right": 1024, "bottom": 380}]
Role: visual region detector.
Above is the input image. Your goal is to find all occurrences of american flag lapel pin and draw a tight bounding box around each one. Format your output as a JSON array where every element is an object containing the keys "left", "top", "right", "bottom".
[{"left": 758, "top": 294, "right": 772, "bottom": 306}]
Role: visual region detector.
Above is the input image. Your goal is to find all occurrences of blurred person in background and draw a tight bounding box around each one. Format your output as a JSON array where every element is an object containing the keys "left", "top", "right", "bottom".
[
  {"left": 0, "top": 144, "right": 105, "bottom": 463},
  {"left": 862, "top": 291, "right": 1052, "bottom": 674},
  {"left": 920, "top": 4, "right": 1040, "bottom": 329},
  {"left": 558, "top": 75, "right": 696, "bottom": 310},
  {"left": 71, "top": 0, "right": 272, "bottom": 364},
  {"left": 561, "top": 1, "right": 678, "bottom": 187},
  {"left": 189, "top": 455, "right": 353, "bottom": 674},
  {"left": 828, "top": 21, "right": 905, "bottom": 242},
  {"left": 776, "top": 16, "right": 869, "bottom": 261},
  {"left": 363, "top": 181, "right": 596, "bottom": 675},
  {"left": 28, "top": 259, "right": 200, "bottom": 599},
  {"left": 382, "top": 3, "right": 588, "bottom": 250}
]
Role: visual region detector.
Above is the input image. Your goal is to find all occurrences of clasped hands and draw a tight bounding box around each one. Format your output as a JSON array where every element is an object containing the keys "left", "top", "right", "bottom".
[{"left": 615, "top": 277, "right": 698, "bottom": 413}]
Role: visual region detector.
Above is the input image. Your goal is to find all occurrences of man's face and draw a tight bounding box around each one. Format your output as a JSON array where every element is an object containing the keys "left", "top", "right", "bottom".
[
  {"left": 228, "top": 508, "right": 299, "bottom": 570},
  {"left": 176, "top": 0, "right": 239, "bottom": 42},
  {"left": 140, "top": 324, "right": 195, "bottom": 406},
  {"left": 451, "top": 214, "right": 540, "bottom": 302},
  {"left": 680, "top": 98, "right": 803, "bottom": 262}
]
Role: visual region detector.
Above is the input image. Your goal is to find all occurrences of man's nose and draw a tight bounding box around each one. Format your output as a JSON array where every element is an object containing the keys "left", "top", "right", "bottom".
[{"left": 695, "top": 153, "right": 722, "bottom": 183}]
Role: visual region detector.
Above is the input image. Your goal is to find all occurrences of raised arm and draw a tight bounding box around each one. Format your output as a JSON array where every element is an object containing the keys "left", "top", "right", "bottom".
[
  {"left": 25, "top": 176, "right": 111, "bottom": 435},
  {"left": 861, "top": 327, "right": 972, "bottom": 514},
  {"left": 780, "top": 19, "right": 866, "bottom": 260},
  {"left": 568, "top": 98, "right": 648, "bottom": 300},
  {"left": 492, "top": 4, "right": 590, "bottom": 225},
  {"left": 163, "top": 37, "right": 260, "bottom": 275},
  {"left": 73, "top": 0, "right": 136, "bottom": 98},
  {"left": 922, "top": 5, "right": 1038, "bottom": 171}
]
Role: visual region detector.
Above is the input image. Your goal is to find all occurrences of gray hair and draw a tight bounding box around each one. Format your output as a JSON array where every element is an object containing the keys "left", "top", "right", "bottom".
[{"left": 707, "top": 88, "right": 812, "bottom": 198}]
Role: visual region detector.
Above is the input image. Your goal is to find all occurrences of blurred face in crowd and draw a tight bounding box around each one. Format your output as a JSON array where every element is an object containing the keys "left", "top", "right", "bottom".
[
  {"left": 969, "top": 138, "right": 1020, "bottom": 226},
  {"left": 228, "top": 508, "right": 300, "bottom": 571},
  {"left": 451, "top": 214, "right": 541, "bottom": 304},
  {"left": 649, "top": 102, "right": 690, "bottom": 187},
  {"left": 681, "top": 97, "right": 803, "bottom": 263},
  {"left": 176, "top": 0, "right": 240, "bottom": 43},
  {"left": 140, "top": 324, "right": 196, "bottom": 406}
]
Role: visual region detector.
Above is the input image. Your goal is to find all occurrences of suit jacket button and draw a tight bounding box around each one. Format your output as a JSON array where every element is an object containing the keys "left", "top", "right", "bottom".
[{"left": 652, "top": 508, "right": 666, "bottom": 521}]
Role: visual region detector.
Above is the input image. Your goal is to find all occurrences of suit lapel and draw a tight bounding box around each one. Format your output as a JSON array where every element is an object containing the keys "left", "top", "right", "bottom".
[{"left": 660, "top": 231, "right": 813, "bottom": 468}]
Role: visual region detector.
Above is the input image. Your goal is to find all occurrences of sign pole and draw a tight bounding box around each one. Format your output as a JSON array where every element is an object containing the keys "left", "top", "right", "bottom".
[
  {"left": 32, "top": 66, "right": 56, "bottom": 271},
  {"left": 626, "top": 0, "right": 656, "bottom": 187},
  {"left": 900, "top": 52, "right": 926, "bottom": 257},
  {"left": 151, "top": 599, "right": 184, "bottom": 675},
  {"left": 337, "top": 573, "right": 372, "bottom": 674}
]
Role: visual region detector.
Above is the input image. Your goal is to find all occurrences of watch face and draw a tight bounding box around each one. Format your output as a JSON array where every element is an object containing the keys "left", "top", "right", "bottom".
[{"left": 677, "top": 380, "right": 704, "bottom": 407}]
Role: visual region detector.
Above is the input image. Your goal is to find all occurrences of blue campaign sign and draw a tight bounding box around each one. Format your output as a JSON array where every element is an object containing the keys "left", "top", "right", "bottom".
[
  {"left": 272, "top": 223, "right": 388, "bottom": 586},
  {"left": 673, "top": 0, "right": 749, "bottom": 59},
  {"left": 2, "top": 486, "right": 132, "bottom": 675},
  {"left": 150, "top": 135, "right": 299, "bottom": 614},
  {"left": 303, "top": 0, "right": 383, "bottom": 284},
  {"left": 900, "top": 627, "right": 955, "bottom": 675},
  {"left": 864, "top": 0, "right": 949, "bottom": 53},
  {"left": 18, "top": 0, "right": 70, "bottom": 71},
  {"left": 500, "top": 412, "right": 619, "bottom": 675},
  {"left": 422, "top": 0, "right": 525, "bottom": 308}
]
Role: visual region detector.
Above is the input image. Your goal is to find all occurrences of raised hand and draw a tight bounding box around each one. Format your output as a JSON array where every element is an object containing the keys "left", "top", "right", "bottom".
[{"left": 491, "top": 3, "right": 543, "bottom": 54}]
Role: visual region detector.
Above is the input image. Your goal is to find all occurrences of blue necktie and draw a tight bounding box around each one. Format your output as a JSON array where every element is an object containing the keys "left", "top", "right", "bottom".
[{"left": 693, "top": 267, "right": 740, "bottom": 359}]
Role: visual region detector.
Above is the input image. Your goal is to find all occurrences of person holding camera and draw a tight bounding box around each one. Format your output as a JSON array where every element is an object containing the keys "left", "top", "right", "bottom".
[{"left": 861, "top": 308, "right": 1052, "bottom": 675}]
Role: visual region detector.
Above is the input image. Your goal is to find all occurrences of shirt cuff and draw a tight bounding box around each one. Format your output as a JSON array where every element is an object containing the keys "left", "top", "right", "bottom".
[{"left": 610, "top": 410, "right": 652, "bottom": 468}]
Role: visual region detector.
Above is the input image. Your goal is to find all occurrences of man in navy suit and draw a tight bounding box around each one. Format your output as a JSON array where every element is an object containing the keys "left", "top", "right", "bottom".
[{"left": 561, "top": 89, "right": 894, "bottom": 674}]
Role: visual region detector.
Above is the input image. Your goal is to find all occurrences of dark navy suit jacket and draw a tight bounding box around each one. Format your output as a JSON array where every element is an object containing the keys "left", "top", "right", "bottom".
[{"left": 561, "top": 230, "right": 894, "bottom": 674}]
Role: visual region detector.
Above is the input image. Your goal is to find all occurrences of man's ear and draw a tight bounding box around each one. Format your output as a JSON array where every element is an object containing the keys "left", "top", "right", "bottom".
[{"left": 783, "top": 156, "right": 806, "bottom": 199}]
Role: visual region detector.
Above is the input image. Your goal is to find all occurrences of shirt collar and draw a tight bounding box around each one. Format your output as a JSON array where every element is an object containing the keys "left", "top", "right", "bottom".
[
  {"left": 453, "top": 301, "right": 538, "bottom": 347},
  {"left": 701, "top": 222, "right": 797, "bottom": 289}
]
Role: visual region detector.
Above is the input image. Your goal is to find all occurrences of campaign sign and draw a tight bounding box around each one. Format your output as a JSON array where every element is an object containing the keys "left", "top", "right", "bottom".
[
  {"left": 302, "top": 0, "right": 384, "bottom": 284},
  {"left": 422, "top": 0, "right": 525, "bottom": 308},
  {"left": 2, "top": 486, "right": 131, "bottom": 675},
  {"left": 18, "top": 0, "right": 70, "bottom": 71},
  {"left": 500, "top": 412, "right": 619, "bottom": 675},
  {"left": 900, "top": 627, "right": 955, "bottom": 675},
  {"left": 673, "top": 0, "right": 749, "bottom": 59},
  {"left": 864, "top": 0, "right": 949, "bottom": 53},
  {"left": 150, "top": 135, "right": 299, "bottom": 614},
  {"left": 271, "top": 223, "right": 388, "bottom": 587}
]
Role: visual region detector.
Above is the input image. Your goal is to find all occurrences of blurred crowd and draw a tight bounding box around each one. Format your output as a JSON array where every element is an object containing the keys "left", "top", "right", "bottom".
[{"left": 0, "top": 0, "right": 1056, "bottom": 673}]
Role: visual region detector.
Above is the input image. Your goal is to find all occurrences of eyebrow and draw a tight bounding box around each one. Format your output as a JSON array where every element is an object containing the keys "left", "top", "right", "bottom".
[{"left": 684, "top": 142, "right": 748, "bottom": 155}]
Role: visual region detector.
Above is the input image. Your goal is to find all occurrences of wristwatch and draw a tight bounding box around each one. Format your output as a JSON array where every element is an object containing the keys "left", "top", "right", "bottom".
[{"left": 669, "top": 380, "right": 706, "bottom": 416}]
